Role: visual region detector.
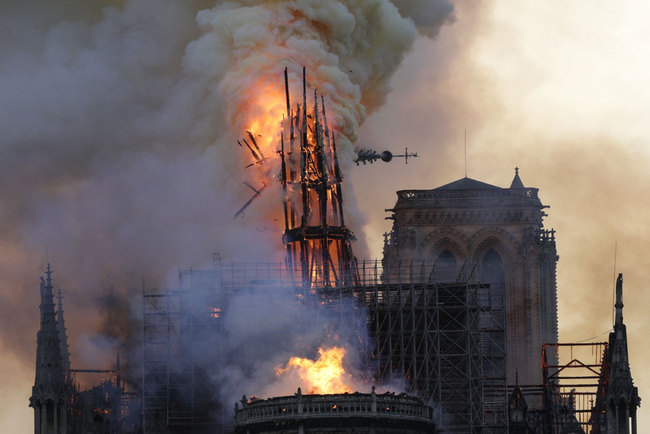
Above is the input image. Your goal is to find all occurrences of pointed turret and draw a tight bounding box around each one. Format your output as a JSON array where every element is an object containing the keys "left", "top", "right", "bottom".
[
  {"left": 508, "top": 373, "right": 529, "bottom": 434},
  {"left": 56, "top": 289, "right": 71, "bottom": 374},
  {"left": 510, "top": 167, "right": 525, "bottom": 189},
  {"left": 561, "top": 390, "right": 585, "bottom": 434},
  {"left": 30, "top": 264, "right": 70, "bottom": 434},
  {"left": 605, "top": 274, "right": 640, "bottom": 434}
]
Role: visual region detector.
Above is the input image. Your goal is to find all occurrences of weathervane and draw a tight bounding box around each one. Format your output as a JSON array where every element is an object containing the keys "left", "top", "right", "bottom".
[{"left": 354, "top": 147, "right": 418, "bottom": 165}]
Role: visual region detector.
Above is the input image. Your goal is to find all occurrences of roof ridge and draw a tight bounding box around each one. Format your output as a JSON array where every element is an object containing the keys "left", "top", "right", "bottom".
[{"left": 433, "top": 177, "right": 503, "bottom": 191}]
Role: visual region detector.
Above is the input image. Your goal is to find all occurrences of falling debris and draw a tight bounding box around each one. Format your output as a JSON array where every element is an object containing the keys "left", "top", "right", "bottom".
[{"left": 234, "top": 181, "right": 268, "bottom": 219}]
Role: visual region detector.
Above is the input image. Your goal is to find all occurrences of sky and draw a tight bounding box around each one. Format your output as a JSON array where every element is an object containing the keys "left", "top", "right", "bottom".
[
  {"left": 353, "top": 0, "right": 650, "bottom": 427},
  {"left": 1, "top": 0, "right": 649, "bottom": 432}
]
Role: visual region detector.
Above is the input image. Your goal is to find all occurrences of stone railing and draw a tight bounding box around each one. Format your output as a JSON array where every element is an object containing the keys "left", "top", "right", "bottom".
[
  {"left": 235, "top": 387, "right": 434, "bottom": 426},
  {"left": 396, "top": 187, "right": 540, "bottom": 202}
]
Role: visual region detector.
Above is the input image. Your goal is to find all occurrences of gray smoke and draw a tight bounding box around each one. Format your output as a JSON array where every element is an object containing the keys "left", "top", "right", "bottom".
[{"left": 0, "top": 0, "right": 454, "bottom": 428}]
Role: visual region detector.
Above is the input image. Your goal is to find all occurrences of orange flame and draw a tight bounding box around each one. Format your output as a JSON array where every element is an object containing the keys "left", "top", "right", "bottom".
[
  {"left": 238, "top": 80, "right": 286, "bottom": 166},
  {"left": 275, "top": 346, "right": 354, "bottom": 394}
]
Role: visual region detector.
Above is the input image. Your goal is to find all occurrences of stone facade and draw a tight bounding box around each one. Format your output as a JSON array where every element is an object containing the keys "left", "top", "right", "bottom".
[{"left": 383, "top": 170, "right": 558, "bottom": 385}]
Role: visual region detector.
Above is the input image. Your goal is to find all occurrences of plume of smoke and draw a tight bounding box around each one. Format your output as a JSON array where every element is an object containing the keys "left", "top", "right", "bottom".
[
  {"left": 0, "top": 0, "right": 454, "bottom": 428},
  {"left": 201, "top": 0, "right": 453, "bottom": 155},
  {"left": 169, "top": 279, "right": 387, "bottom": 430},
  {"left": 391, "top": 0, "right": 456, "bottom": 37},
  {"left": 216, "top": 287, "right": 372, "bottom": 399}
]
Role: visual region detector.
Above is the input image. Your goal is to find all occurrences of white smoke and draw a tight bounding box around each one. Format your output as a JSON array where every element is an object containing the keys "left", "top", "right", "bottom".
[
  {"left": 0, "top": 0, "right": 454, "bottom": 427},
  {"left": 202, "top": 0, "right": 454, "bottom": 152}
]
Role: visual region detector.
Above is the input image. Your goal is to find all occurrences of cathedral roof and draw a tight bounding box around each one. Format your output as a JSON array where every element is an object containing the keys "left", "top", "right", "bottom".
[
  {"left": 392, "top": 169, "right": 544, "bottom": 214},
  {"left": 433, "top": 177, "right": 503, "bottom": 191}
]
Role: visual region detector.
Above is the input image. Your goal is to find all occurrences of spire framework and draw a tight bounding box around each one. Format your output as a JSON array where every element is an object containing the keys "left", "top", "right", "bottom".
[{"left": 279, "top": 67, "right": 358, "bottom": 288}]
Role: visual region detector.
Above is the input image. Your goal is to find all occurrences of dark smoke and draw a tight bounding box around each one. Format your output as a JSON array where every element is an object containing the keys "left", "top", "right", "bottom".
[{"left": 0, "top": 0, "right": 454, "bottom": 430}]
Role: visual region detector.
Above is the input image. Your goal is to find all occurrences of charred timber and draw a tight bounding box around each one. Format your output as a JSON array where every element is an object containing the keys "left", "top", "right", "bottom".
[{"left": 281, "top": 67, "right": 359, "bottom": 287}]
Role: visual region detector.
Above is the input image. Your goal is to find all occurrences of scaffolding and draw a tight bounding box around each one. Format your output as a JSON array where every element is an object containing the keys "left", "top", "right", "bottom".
[
  {"left": 141, "top": 259, "right": 508, "bottom": 433},
  {"left": 67, "top": 376, "right": 137, "bottom": 434},
  {"left": 541, "top": 342, "right": 608, "bottom": 434},
  {"left": 142, "top": 270, "right": 225, "bottom": 434},
  {"left": 351, "top": 259, "right": 507, "bottom": 432}
]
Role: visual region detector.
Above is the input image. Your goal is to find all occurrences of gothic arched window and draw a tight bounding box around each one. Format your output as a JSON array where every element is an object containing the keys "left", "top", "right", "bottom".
[
  {"left": 433, "top": 249, "right": 457, "bottom": 282},
  {"left": 481, "top": 249, "right": 505, "bottom": 284},
  {"left": 436, "top": 249, "right": 457, "bottom": 268},
  {"left": 479, "top": 249, "right": 506, "bottom": 376}
]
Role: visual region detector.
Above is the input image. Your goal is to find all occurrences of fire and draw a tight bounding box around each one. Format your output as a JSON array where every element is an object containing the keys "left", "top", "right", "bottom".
[
  {"left": 237, "top": 80, "right": 286, "bottom": 167},
  {"left": 234, "top": 69, "right": 358, "bottom": 287},
  {"left": 275, "top": 346, "right": 354, "bottom": 394},
  {"left": 232, "top": 77, "right": 287, "bottom": 226}
]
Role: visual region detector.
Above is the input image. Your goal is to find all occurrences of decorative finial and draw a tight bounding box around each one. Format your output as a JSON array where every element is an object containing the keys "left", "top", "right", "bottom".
[
  {"left": 509, "top": 167, "right": 525, "bottom": 189},
  {"left": 46, "top": 263, "right": 52, "bottom": 287},
  {"left": 615, "top": 273, "right": 624, "bottom": 327}
]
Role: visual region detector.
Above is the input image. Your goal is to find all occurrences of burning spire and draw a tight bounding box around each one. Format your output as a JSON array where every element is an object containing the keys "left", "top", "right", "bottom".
[
  {"left": 279, "top": 67, "right": 359, "bottom": 288},
  {"left": 234, "top": 67, "right": 358, "bottom": 286}
]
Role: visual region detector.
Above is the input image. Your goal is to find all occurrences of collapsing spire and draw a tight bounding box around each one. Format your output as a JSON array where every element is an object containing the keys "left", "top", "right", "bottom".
[{"left": 279, "top": 67, "right": 358, "bottom": 287}]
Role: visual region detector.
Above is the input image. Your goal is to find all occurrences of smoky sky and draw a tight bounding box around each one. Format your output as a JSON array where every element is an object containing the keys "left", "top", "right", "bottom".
[
  {"left": 6, "top": 0, "right": 648, "bottom": 432},
  {"left": 0, "top": 1, "right": 455, "bottom": 432},
  {"left": 352, "top": 1, "right": 650, "bottom": 431}
]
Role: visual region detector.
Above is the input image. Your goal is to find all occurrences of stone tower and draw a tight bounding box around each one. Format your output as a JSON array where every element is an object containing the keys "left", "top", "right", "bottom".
[
  {"left": 29, "top": 264, "right": 71, "bottom": 434},
  {"left": 383, "top": 169, "right": 558, "bottom": 385},
  {"left": 605, "top": 274, "right": 640, "bottom": 433}
]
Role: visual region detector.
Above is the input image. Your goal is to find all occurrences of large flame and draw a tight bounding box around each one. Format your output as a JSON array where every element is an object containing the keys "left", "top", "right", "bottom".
[
  {"left": 237, "top": 80, "right": 287, "bottom": 171},
  {"left": 275, "top": 346, "right": 354, "bottom": 394}
]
